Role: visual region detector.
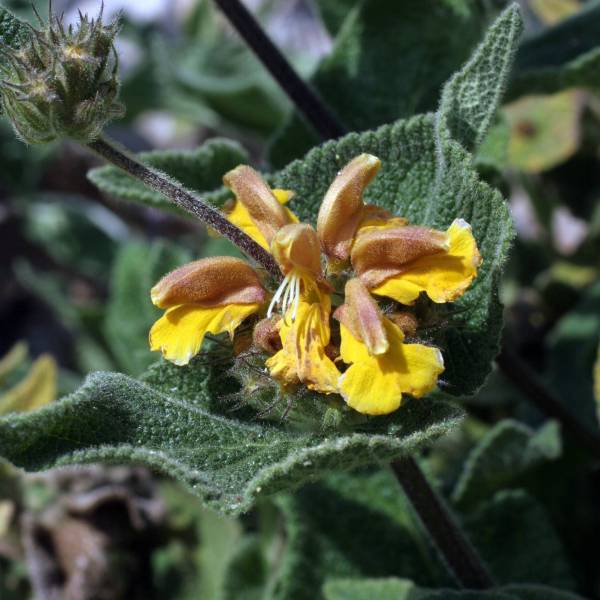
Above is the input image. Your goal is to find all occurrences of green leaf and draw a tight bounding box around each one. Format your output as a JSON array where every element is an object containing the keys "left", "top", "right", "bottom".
[
  {"left": 0, "top": 372, "right": 462, "bottom": 514},
  {"left": 546, "top": 280, "right": 600, "bottom": 428},
  {"left": 452, "top": 419, "right": 562, "bottom": 509},
  {"left": 269, "top": 0, "right": 511, "bottom": 167},
  {"left": 87, "top": 138, "right": 248, "bottom": 214},
  {"left": 436, "top": 3, "right": 523, "bottom": 153},
  {"left": 104, "top": 241, "right": 191, "bottom": 376},
  {"left": 0, "top": 7, "right": 30, "bottom": 113},
  {"left": 0, "top": 6, "right": 29, "bottom": 49},
  {"left": 272, "top": 470, "right": 450, "bottom": 599},
  {"left": 509, "top": 1, "right": 600, "bottom": 99},
  {"left": 322, "top": 578, "right": 585, "bottom": 600},
  {"left": 313, "top": 0, "right": 362, "bottom": 34},
  {"left": 464, "top": 490, "right": 576, "bottom": 589}
]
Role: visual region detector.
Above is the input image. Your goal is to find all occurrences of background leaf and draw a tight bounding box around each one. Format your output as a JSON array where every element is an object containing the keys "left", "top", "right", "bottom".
[
  {"left": 88, "top": 138, "right": 248, "bottom": 214},
  {"left": 452, "top": 419, "right": 562, "bottom": 509},
  {"left": 104, "top": 241, "right": 191, "bottom": 376},
  {"left": 509, "top": 0, "right": 600, "bottom": 98},
  {"left": 268, "top": 0, "right": 510, "bottom": 167}
]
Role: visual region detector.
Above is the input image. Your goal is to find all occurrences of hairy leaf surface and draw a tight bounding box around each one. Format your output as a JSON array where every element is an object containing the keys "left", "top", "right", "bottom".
[{"left": 0, "top": 372, "right": 461, "bottom": 514}]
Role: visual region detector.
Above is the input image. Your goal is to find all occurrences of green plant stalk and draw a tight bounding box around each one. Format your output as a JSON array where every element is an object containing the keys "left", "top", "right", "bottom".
[
  {"left": 87, "top": 136, "right": 282, "bottom": 280},
  {"left": 215, "top": 0, "right": 495, "bottom": 589}
]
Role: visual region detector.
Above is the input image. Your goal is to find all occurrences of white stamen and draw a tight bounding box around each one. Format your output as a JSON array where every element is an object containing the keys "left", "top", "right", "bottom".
[
  {"left": 267, "top": 272, "right": 291, "bottom": 318},
  {"left": 281, "top": 273, "right": 293, "bottom": 315},
  {"left": 291, "top": 274, "right": 301, "bottom": 322}
]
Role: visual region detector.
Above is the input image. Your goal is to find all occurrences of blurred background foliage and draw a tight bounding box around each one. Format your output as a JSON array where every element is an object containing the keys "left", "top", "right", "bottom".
[{"left": 1, "top": 0, "right": 600, "bottom": 598}]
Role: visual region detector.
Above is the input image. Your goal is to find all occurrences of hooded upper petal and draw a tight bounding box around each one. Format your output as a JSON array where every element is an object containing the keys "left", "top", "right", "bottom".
[
  {"left": 151, "top": 256, "right": 267, "bottom": 309},
  {"left": 226, "top": 188, "right": 298, "bottom": 250},
  {"left": 354, "top": 219, "right": 482, "bottom": 305},
  {"left": 338, "top": 319, "right": 444, "bottom": 415},
  {"left": 223, "top": 165, "right": 294, "bottom": 247},
  {"left": 317, "top": 153, "right": 381, "bottom": 266}
]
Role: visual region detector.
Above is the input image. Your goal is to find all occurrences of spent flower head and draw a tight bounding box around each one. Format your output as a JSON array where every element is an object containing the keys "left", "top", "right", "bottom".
[
  {"left": 0, "top": 3, "right": 123, "bottom": 144},
  {"left": 149, "top": 155, "right": 482, "bottom": 417}
]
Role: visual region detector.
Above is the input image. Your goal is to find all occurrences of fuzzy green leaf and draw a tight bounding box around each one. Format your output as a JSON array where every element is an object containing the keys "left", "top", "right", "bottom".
[
  {"left": 272, "top": 471, "right": 449, "bottom": 600},
  {"left": 104, "top": 241, "right": 191, "bottom": 376},
  {"left": 508, "top": 1, "right": 600, "bottom": 99},
  {"left": 436, "top": 4, "right": 523, "bottom": 153},
  {"left": 452, "top": 419, "right": 562, "bottom": 509},
  {"left": 546, "top": 280, "right": 600, "bottom": 429},
  {"left": 0, "top": 7, "right": 29, "bottom": 49},
  {"left": 269, "top": 0, "right": 511, "bottom": 167},
  {"left": 0, "top": 372, "right": 462, "bottom": 514},
  {"left": 322, "top": 578, "right": 584, "bottom": 600},
  {"left": 87, "top": 138, "right": 247, "bottom": 214},
  {"left": 463, "top": 490, "right": 575, "bottom": 589}
]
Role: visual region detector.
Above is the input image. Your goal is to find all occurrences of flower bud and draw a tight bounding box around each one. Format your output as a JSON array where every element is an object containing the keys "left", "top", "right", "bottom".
[
  {"left": 334, "top": 279, "right": 389, "bottom": 356},
  {"left": 151, "top": 256, "right": 267, "bottom": 309},
  {"left": 252, "top": 316, "right": 282, "bottom": 354},
  {"left": 388, "top": 311, "right": 418, "bottom": 337},
  {"left": 223, "top": 165, "right": 292, "bottom": 246},
  {"left": 352, "top": 226, "right": 449, "bottom": 288},
  {"left": 0, "top": 7, "right": 124, "bottom": 144},
  {"left": 317, "top": 154, "right": 381, "bottom": 265},
  {"left": 270, "top": 223, "right": 322, "bottom": 278}
]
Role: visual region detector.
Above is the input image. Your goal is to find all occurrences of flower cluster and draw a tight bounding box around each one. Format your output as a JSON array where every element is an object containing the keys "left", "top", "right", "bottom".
[{"left": 149, "top": 155, "right": 481, "bottom": 416}]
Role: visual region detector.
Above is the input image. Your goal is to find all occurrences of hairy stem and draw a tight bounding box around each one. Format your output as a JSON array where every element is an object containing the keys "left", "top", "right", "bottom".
[
  {"left": 213, "top": 0, "right": 346, "bottom": 140},
  {"left": 87, "top": 136, "right": 281, "bottom": 279},
  {"left": 392, "top": 457, "right": 494, "bottom": 589},
  {"left": 497, "top": 349, "right": 600, "bottom": 459}
]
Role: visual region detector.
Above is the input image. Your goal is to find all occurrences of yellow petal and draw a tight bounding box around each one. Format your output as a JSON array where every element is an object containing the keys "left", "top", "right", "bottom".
[
  {"left": 266, "top": 292, "right": 340, "bottom": 394},
  {"left": 227, "top": 192, "right": 298, "bottom": 250},
  {"left": 150, "top": 303, "right": 260, "bottom": 366},
  {"left": 371, "top": 219, "right": 482, "bottom": 305},
  {"left": 338, "top": 320, "right": 444, "bottom": 415}
]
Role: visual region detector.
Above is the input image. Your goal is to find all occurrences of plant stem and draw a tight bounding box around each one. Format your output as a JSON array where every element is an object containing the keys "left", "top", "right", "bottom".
[
  {"left": 496, "top": 349, "right": 600, "bottom": 459},
  {"left": 87, "top": 136, "right": 282, "bottom": 279},
  {"left": 391, "top": 457, "right": 494, "bottom": 589},
  {"left": 213, "top": 0, "right": 346, "bottom": 140}
]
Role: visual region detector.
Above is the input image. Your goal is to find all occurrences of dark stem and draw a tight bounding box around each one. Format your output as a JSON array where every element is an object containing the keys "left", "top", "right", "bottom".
[
  {"left": 496, "top": 349, "right": 600, "bottom": 459},
  {"left": 213, "top": 0, "right": 346, "bottom": 140},
  {"left": 391, "top": 457, "right": 494, "bottom": 589},
  {"left": 87, "top": 136, "right": 281, "bottom": 279}
]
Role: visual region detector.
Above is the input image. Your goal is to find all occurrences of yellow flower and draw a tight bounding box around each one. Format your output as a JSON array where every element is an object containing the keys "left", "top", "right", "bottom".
[
  {"left": 265, "top": 223, "right": 340, "bottom": 393},
  {"left": 150, "top": 257, "right": 267, "bottom": 365},
  {"left": 352, "top": 218, "right": 482, "bottom": 305},
  {"left": 335, "top": 279, "right": 444, "bottom": 415},
  {"left": 149, "top": 153, "right": 482, "bottom": 416}
]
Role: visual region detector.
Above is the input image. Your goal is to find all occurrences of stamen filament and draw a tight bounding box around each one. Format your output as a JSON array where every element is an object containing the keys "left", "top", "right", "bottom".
[{"left": 267, "top": 272, "right": 292, "bottom": 317}]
